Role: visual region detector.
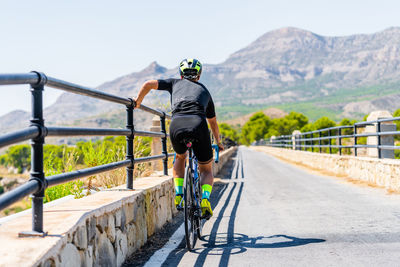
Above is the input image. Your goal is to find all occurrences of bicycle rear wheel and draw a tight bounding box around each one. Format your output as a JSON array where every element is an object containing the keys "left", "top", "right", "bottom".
[
  {"left": 195, "top": 172, "right": 203, "bottom": 239},
  {"left": 184, "top": 165, "right": 196, "bottom": 250}
]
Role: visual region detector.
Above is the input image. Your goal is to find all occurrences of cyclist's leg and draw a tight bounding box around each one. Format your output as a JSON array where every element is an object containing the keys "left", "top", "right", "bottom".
[
  {"left": 198, "top": 162, "right": 214, "bottom": 218},
  {"left": 173, "top": 152, "right": 186, "bottom": 178},
  {"left": 173, "top": 152, "right": 186, "bottom": 207},
  {"left": 192, "top": 118, "right": 214, "bottom": 218},
  {"left": 169, "top": 117, "right": 190, "bottom": 208}
]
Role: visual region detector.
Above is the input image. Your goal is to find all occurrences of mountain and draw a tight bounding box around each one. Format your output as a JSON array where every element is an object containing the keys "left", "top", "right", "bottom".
[
  {"left": 201, "top": 27, "right": 400, "bottom": 106},
  {"left": 2, "top": 27, "right": 400, "bottom": 133}
]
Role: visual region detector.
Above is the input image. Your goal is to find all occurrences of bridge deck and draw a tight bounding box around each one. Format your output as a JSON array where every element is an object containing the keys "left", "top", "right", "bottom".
[{"left": 126, "top": 146, "right": 400, "bottom": 266}]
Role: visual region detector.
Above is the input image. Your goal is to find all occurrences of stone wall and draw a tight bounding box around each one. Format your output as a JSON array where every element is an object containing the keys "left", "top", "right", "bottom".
[
  {"left": 254, "top": 146, "right": 400, "bottom": 192},
  {"left": 0, "top": 146, "right": 237, "bottom": 267}
]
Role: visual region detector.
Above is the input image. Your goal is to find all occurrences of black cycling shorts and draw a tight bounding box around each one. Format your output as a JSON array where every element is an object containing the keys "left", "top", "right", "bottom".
[{"left": 169, "top": 114, "right": 213, "bottom": 164}]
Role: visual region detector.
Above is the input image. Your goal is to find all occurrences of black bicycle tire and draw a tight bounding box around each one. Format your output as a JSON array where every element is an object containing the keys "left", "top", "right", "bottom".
[
  {"left": 184, "top": 164, "right": 196, "bottom": 250},
  {"left": 196, "top": 170, "right": 203, "bottom": 239}
]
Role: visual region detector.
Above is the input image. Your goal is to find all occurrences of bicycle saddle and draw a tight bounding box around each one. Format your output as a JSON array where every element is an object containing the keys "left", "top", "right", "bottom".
[{"left": 182, "top": 138, "right": 198, "bottom": 148}]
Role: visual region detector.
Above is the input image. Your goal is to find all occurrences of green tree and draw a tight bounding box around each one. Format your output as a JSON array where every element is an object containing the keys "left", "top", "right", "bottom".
[
  {"left": 393, "top": 109, "right": 400, "bottom": 141},
  {"left": 339, "top": 118, "right": 357, "bottom": 135},
  {"left": 4, "top": 145, "right": 31, "bottom": 173},
  {"left": 286, "top": 112, "right": 309, "bottom": 129},
  {"left": 240, "top": 112, "right": 272, "bottom": 145},
  {"left": 313, "top": 116, "right": 336, "bottom": 130},
  {"left": 300, "top": 123, "right": 314, "bottom": 133},
  {"left": 266, "top": 111, "right": 309, "bottom": 137},
  {"left": 393, "top": 109, "right": 400, "bottom": 130},
  {"left": 219, "top": 123, "right": 239, "bottom": 142}
]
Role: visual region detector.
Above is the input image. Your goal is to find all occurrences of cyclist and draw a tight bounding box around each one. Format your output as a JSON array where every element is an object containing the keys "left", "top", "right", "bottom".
[{"left": 133, "top": 58, "right": 224, "bottom": 219}]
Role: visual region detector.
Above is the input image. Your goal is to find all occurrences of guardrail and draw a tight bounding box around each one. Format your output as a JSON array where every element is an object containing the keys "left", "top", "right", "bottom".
[
  {"left": 0, "top": 72, "right": 173, "bottom": 236},
  {"left": 262, "top": 117, "right": 400, "bottom": 158}
]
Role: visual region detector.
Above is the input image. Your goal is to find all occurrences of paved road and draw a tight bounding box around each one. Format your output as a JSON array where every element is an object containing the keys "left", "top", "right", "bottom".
[{"left": 130, "top": 146, "right": 400, "bottom": 266}]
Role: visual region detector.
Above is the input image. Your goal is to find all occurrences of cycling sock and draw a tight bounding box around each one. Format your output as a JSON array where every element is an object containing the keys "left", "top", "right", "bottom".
[
  {"left": 174, "top": 177, "right": 184, "bottom": 195},
  {"left": 202, "top": 184, "right": 212, "bottom": 199}
]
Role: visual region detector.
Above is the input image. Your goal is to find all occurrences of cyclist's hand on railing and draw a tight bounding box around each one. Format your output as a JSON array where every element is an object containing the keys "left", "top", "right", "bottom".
[
  {"left": 133, "top": 97, "right": 141, "bottom": 108},
  {"left": 217, "top": 141, "right": 224, "bottom": 151}
]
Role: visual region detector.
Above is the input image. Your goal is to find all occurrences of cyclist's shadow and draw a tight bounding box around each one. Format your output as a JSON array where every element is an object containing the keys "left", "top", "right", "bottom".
[
  {"left": 192, "top": 232, "right": 325, "bottom": 255},
  {"left": 191, "top": 149, "right": 325, "bottom": 267}
]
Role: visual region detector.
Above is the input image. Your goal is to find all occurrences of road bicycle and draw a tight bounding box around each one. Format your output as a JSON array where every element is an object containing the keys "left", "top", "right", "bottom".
[{"left": 181, "top": 140, "right": 219, "bottom": 251}]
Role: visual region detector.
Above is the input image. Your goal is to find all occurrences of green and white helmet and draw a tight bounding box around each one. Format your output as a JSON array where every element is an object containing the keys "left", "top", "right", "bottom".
[{"left": 179, "top": 58, "right": 202, "bottom": 80}]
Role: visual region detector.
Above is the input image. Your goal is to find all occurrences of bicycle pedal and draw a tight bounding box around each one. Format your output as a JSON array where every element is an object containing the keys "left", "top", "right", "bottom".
[
  {"left": 201, "top": 213, "right": 212, "bottom": 220},
  {"left": 176, "top": 205, "right": 183, "bottom": 211}
]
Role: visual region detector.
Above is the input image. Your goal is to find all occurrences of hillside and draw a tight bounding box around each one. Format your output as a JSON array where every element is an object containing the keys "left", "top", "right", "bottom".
[{"left": 2, "top": 26, "right": 400, "bottom": 132}]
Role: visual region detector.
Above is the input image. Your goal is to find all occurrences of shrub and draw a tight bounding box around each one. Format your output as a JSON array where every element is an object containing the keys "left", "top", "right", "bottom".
[{"left": 44, "top": 180, "right": 85, "bottom": 203}]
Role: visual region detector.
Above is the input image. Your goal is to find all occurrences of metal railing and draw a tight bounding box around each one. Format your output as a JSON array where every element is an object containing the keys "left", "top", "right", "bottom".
[
  {"left": 262, "top": 117, "right": 400, "bottom": 158},
  {"left": 0, "top": 72, "right": 173, "bottom": 236}
]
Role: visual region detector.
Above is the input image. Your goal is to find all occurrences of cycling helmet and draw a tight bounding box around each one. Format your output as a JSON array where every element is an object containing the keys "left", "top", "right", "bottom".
[{"left": 179, "top": 58, "right": 202, "bottom": 80}]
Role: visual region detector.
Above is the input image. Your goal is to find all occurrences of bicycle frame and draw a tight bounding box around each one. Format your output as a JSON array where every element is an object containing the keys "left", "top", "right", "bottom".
[
  {"left": 187, "top": 147, "right": 201, "bottom": 213},
  {"left": 181, "top": 142, "right": 220, "bottom": 250}
]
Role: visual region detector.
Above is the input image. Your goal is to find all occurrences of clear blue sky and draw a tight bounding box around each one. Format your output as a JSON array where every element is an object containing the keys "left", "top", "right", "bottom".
[{"left": 1, "top": 0, "right": 399, "bottom": 116}]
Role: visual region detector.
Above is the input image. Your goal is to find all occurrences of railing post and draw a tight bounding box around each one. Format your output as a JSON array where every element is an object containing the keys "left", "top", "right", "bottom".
[
  {"left": 366, "top": 111, "right": 395, "bottom": 159},
  {"left": 319, "top": 131, "right": 322, "bottom": 153},
  {"left": 160, "top": 114, "right": 168, "bottom": 176},
  {"left": 354, "top": 125, "right": 358, "bottom": 157},
  {"left": 126, "top": 99, "right": 134, "bottom": 189},
  {"left": 305, "top": 134, "right": 308, "bottom": 151},
  {"left": 292, "top": 131, "right": 301, "bottom": 150},
  {"left": 328, "top": 130, "right": 332, "bottom": 154},
  {"left": 338, "top": 128, "right": 342, "bottom": 156},
  {"left": 151, "top": 116, "right": 162, "bottom": 171},
  {"left": 270, "top": 136, "right": 276, "bottom": 147},
  {"left": 310, "top": 133, "right": 314, "bottom": 152},
  {"left": 20, "top": 72, "right": 47, "bottom": 237},
  {"left": 377, "top": 121, "right": 382, "bottom": 159}
]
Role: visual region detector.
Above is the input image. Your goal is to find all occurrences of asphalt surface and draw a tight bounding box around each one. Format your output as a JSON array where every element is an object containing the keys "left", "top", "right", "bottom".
[{"left": 125, "top": 146, "right": 400, "bottom": 267}]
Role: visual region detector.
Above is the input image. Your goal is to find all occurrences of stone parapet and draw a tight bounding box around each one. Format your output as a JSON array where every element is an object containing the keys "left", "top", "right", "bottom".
[
  {"left": 0, "top": 175, "right": 176, "bottom": 267},
  {"left": 253, "top": 146, "right": 400, "bottom": 192}
]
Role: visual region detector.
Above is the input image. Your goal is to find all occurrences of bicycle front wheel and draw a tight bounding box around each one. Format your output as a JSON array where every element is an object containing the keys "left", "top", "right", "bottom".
[{"left": 184, "top": 165, "right": 196, "bottom": 251}]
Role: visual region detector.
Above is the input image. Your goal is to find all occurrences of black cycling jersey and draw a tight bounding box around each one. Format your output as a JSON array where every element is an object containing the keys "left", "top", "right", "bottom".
[{"left": 157, "top": 78, "right": 216, "bottom": 118}]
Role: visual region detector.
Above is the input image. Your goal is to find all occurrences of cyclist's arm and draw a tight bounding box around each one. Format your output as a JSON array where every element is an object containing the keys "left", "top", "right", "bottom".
[
  {"left": 207, "top": 116, "right": 224, "bottom": 151},
  {"left": 134, "top": 80, "right": 158, "bottom": 107}
]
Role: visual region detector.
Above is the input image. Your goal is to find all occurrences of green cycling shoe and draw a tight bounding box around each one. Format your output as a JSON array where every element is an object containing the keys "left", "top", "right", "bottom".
[
  {"left": 175, "top": 194, "right": 183, "bottom": 210},
  {"left": 201, "top": 198, "right": 213, "bottom": 220}
]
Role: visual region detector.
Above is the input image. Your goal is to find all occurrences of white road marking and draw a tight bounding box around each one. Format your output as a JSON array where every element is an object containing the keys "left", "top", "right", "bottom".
[{"left": 143, "top": 223, "right": 185, "bottom": 267}]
